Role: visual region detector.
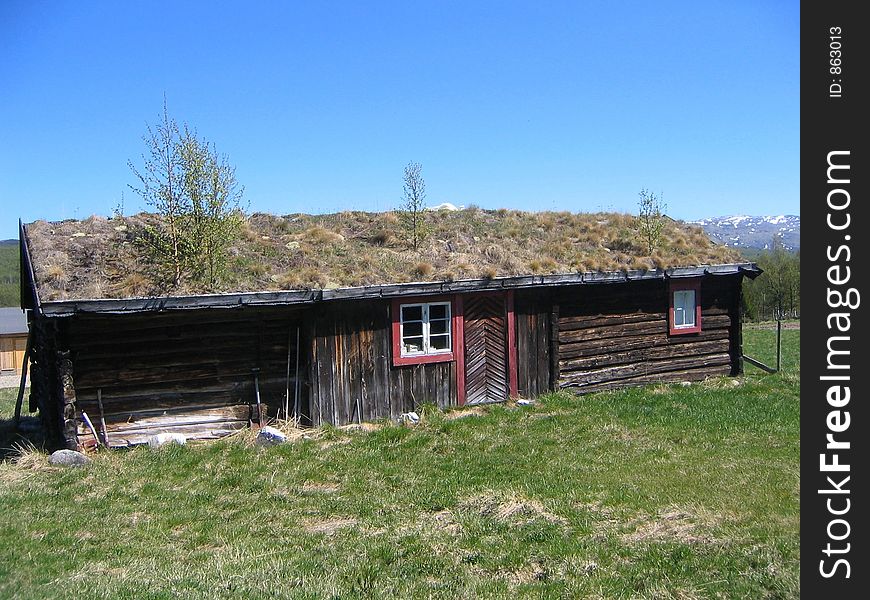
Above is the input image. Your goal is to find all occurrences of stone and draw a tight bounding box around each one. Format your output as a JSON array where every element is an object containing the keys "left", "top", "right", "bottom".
[
  {"left": 399, "top": 411, "right": 420, "bottom": 425},
  {"left": 49, "top": 449, "right": 91, "bottom": 467},
  {"left": 147, "top": 432, "right": 187, "bottom": 448},
  {"left": 256, "top": 426, "right": 287, "bottom": 446}
]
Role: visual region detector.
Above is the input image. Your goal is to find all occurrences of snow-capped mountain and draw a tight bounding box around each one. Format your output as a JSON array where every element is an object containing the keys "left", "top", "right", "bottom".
[{"left": 690, "top": 215, "right": 800, "bottom": 250}]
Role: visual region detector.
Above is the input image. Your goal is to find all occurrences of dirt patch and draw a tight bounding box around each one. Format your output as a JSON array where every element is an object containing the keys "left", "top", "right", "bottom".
[
  {"left": 318, "top": 437, "right": 352, "bottom": 451},
  {"left": 461, "top": 491, "right": 567, "bottom": 526},
  {"left": 302, "top": 517, "right": 358, "bottom": 535},
  {"left": 431, "top": 509, "right": 462, "bottom": 535},
  {"left": 301, "top": 481, "right": 340, "bottom": 495},
  {"left": 600, "top": 422, "right": 654, "bottom": 446},
  {"left": 745, "top": 321, "right": 800, "bottom": 330},
  {"left": 621, "top": 506, "right": 732, "bottom": 545},
  {"left": 505, "top": 559, "right": 551, "bottom": 584},
  {"left": 339, "top": 422, "right": 383, "bottom": 432},
  {"left": 444, "top": 407, "right": 486, "bottom": 421}
]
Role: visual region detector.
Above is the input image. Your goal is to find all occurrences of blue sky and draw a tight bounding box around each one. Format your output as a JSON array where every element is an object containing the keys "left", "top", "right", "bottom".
[{"left": 0, "top": 1, "right": 799, "bottom": 240}]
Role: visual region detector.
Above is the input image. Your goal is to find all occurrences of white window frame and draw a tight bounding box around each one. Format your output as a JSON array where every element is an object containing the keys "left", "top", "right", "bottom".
[
  {"left": 672, "top": 289, "right": 696, "bottom": 329},
  {"left": 399, "top": 301, "right": 452, "bottom": 357}
]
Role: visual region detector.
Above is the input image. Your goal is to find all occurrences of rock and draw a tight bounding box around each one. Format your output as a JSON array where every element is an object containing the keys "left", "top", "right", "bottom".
[
  {"left": 399, "top": 411, "right": 420, "bottom": 425},
  {"left": 256, "top": 426, "right": 287, "bottom": 446},
  {"left": 147, "top": 432, "right": 187, "bottom": 448},
  {"left": 49, "top": 449, "right": 91, "bottom": 467}
]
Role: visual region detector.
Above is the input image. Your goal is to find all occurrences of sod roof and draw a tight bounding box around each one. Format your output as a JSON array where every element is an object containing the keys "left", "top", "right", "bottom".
[{"left": 24, "top": 208, "right": 743, "bottom": 303}]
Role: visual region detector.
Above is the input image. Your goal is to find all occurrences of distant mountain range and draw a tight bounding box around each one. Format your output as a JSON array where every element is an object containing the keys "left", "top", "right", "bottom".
[{"left": 689, "top": 215, "right": 800, "bottom": 251}]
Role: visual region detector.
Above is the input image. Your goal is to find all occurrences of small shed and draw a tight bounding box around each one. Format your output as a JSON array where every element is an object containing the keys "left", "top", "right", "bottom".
[
  {"left": 18, "top": 210, "right": 760, "bottom": 449},
  {"left": 0, "top": 307, "right": 28, "bottom": 376}
]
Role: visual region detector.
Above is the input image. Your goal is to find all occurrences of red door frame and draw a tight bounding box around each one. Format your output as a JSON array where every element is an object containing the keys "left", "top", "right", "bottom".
[{"left": 456, "top": 289, "right": 518, "bottom": 406}]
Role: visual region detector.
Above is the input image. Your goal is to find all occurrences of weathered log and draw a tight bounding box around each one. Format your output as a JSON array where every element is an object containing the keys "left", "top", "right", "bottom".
[
  {"left": 559, "top": 312, "right": 667, "bottom": 331},
  {"left": 559, "top": 325, "right": 731, "bottom": 359},
  {"left": 559, "top": 313, "right": 733, "bottom": 344},
  {"left": 563, "top": 364, "right": 733, "bottom": 394},
  {"left": 559, "top": 352, "right": 732, "bottom": 387},
  {"left": 560, "top": 338, "right": 730, "bottom": 371}
]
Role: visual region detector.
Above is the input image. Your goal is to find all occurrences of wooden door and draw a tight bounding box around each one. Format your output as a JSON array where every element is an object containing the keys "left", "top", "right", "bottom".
[{"left": 463, "top": 293, "right": 510, "bottom": 405}]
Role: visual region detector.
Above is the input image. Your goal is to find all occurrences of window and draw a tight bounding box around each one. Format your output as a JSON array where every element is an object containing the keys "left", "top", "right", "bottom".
[
  {"left": 392, "top": 299, "right": 455, "bottom": 365},
  {"left": 669, "top": 279, "right": 702, "bottom": 335},
  {"left": 673, "top": 290, "right": 696, "bottom": 328}
]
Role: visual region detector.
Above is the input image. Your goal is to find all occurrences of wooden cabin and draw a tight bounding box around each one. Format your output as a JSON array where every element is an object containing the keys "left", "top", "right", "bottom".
[
  {"left": 18, "top": 212, "right": 760, "bottom": 450},
  {"left": 0, "top": 307, "right": 28, "bottom": 376}
]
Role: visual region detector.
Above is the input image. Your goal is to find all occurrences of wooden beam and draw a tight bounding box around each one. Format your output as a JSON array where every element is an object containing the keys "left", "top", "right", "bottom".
[
  {"left": 506, "top": 290, "right": 517, "bottom": 398},
  {"left": 743, "top": 354, "right": 777, "bottom": 374}
]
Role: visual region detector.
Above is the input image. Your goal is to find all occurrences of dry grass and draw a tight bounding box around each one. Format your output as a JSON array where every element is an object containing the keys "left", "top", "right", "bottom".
[
  {"left": 460, "top": 490, "right": 568, "bottom": 526},
  {"left": 25, "top": 209, "right": 743, "bottom": 301}
]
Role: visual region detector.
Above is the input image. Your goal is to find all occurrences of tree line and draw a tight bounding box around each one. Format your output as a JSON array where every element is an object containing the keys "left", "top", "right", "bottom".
[{"left": 742, "top": 236, "right": 800, "bottom": 321}]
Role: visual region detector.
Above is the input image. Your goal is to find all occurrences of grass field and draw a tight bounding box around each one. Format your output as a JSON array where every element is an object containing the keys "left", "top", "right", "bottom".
[{"left": 0, "top": 327, "right": 799, "bottom": 599}]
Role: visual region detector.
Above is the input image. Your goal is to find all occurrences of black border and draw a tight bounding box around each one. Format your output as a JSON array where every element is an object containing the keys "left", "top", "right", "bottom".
[{"left": 802, "top": 2, "right": 868, "bottom": 595}]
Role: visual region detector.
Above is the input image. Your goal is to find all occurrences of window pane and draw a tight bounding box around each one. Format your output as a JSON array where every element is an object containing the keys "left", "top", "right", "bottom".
[
  {"left": 403, "top": 321, "right": 423, "bottom": 338},
  {"left": 401, "top": 305, "right": 423, "bottom": 322},
  {"left": 429, "top": 319, "right": 449, "bottom": 335},
  {"left": 429, "top": 303, "right": 449, "bottom": 320},
  {"left": 674, "top": 290, "right": 695, "bottom": 327},
  {"left": 429, "top": 334, "right": 451, "bottom": 351},
  {"left": 403, "top": 336, "right": 424, "bottom": 354}
]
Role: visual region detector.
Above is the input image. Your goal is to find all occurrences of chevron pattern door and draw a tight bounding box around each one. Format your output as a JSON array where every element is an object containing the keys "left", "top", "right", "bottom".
[{"left": 463, "top": 293, "right": 509, "bottom": 405}]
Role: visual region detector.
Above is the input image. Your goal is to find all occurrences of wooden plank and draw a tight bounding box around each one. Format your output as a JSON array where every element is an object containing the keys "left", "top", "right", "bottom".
[
  {"left": 549, "top": 302, "right": 559, "bottom": 391},
  {"left": 743, "top": 354, "right": 777, "bottom": 373}
]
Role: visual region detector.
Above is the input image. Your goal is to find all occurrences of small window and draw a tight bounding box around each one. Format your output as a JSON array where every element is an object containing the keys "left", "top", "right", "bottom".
[
  {"left": 673, "top": 290, "right": 696, "bottom": 329},
  {"left": 669, "top": 279, "right": 702, "bottom": 335},
  {"left": 392, "top": 298, "right": 455, "bottom": 365}
]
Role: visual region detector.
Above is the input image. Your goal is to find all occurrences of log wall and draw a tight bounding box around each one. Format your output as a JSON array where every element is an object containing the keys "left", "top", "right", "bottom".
[
  {"left": 556, "top": 276, "right": 741, "bottom": 394},
  {"left": 309, "top": 300, "right": 455, "bottom": 426},
  {"left": 65, "top": 307, "right": 306, "bottom": 447}
]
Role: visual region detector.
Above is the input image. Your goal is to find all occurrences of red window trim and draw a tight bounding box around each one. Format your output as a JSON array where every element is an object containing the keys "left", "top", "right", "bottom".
[
  {"left": 669, "top": 278, "right": 702, "bottom": 335},
  {"left": 391, "top": 296, "right": 458, "bottom": 366}
]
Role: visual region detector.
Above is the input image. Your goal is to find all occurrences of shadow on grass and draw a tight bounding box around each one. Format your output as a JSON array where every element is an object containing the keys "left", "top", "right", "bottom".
[{"left": 0, "top": 389, "right": 47, "bottom": 461}]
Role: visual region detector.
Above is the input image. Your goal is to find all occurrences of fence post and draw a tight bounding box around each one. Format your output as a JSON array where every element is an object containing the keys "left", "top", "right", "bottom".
[{"left": 776, "top": 319, "right": 782, "bottom": 372}]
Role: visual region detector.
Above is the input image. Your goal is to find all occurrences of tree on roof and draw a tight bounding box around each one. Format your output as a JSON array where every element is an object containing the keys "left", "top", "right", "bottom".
[
  {"left": 398, "top": 161, "right": 430, "bottom": 252},
  {"left": 128, "top": 102, "right": 244, "bottom": 289},
  {"left": 635, "top": 188, "right": 667, "bottom": 255}
]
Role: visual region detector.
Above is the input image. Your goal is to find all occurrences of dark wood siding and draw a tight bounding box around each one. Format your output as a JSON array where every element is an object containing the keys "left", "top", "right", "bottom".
[
  {"left": 66, "top": 307, "right": 305, "bottom": 447},
  {"left": 514, "top": 289, "right": 551, "bottom": 398},
  {"left": 556, "top": 276, "right": 739, "bottom": 394},
  {"left": 309, "top": 300, "right": 455, "bottom": 425}
]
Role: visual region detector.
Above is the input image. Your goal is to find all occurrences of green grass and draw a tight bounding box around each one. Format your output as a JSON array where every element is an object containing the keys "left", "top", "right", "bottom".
[{"left": 0, "top": 328, "right": 799, "bottom": 598}]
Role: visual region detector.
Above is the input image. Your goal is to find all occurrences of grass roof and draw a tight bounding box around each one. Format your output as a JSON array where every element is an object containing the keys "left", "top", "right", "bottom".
[{"left": 24, "top": 208, "right": 742, "bottom": 302}]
